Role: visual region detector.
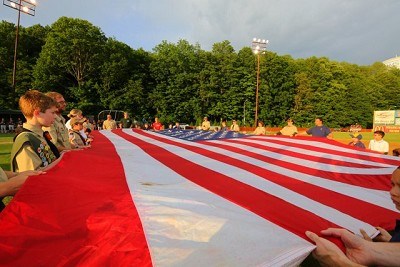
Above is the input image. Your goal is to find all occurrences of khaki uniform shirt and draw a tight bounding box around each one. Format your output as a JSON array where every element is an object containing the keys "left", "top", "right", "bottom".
[
  {"left": 253, "top": 126, "right": 266, "bottom": 135},
  {"left": 103, "top": 119, "right": 117, "bottom": 130},
  {"left": 230, "top": 124, "right": 240, "bottom": 132},
  {"left": 201, "top": 121, "right": 210, "bottom": 131},
  {"left": 280, "top": 125, "right": 298, "bottom": 136},
  {"left": 15, "top": 123, "right": 50, "bottom": 172},
  {"left": 69, "top": 131, "right": 86, "bottom": 148},
  {"left": 43, "top": 114, "right": 71, "bottom": 150}
]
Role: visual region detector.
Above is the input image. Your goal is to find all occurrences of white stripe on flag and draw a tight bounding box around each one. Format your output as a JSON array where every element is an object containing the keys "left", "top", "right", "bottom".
[{"left": 101, "top": 130, "right": 315, "bottom": 266}]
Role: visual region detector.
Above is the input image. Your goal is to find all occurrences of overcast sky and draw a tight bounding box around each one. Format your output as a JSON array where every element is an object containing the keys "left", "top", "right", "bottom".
[{"left": 2, "top": 0, "right": 399, "bottom": 65}]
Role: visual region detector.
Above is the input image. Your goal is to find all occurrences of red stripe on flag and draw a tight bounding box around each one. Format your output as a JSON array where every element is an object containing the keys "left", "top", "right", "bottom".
[{"left": 0, "top": 131, "right": 152, "bottom": 266}]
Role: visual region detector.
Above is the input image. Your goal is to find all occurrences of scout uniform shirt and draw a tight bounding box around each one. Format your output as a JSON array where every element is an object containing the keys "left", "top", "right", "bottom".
[
  {"left": 11, "top": 123, "right": 57, "bottom": 172},
  {"left": 42, "top": 114, "right": 71, "bottom": 150},
  {"left": 69, "top": 130, "right": 86, "bottom": 148},
  {"left": 280, "top": 125, "right": 298, "bottom": 136},
  {"left": 103, "top": 119, "right": 117, "bottom": 130}
]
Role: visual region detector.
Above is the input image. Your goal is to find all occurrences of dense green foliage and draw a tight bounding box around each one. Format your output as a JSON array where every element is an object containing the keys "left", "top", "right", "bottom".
[{"left": 1, "top": 18, "right": 399, "bottom": 127}]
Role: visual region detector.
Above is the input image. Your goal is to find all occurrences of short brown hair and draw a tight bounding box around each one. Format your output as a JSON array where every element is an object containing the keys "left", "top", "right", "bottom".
[
  {"left": 374, "top": 130, "right": 385, "bottom": 137},
  {"left": 19, "top": 90, "right": 57, "bottom": 119},
  {"left": 45, "top": 91, "right": 63, "bottom": 99}
]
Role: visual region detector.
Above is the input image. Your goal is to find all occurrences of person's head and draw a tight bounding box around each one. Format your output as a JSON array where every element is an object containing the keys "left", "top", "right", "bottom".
[
  {"left": 70, "top": 117, "right": 85, "bottom": 130},
  {"left": 258, "top": 121, "right": 264, "bottom": 127},
  {"left": 315, "top": 117, "right": 323, "bottom": 126},
  {"left": 287, "top": 118, "right": 294, "bottom": 126},
  {"left": 46, "top": 92, "right": 67, "bottom": 113},
  {"left": 203, "top": 117, "right": 208, "bottom": 121},
  {"left": 221, "top": 120, "right": 226, "bottom": 126},
  {"left": 350, "top": 133, "right": 362, "bottom": 143},
  {"left": 374, "top": 130, "right": 385, "bottom": 141},
  {"left": 175, "top": 122, "right": 180, "bottom": 126},
  {"left": 144, "top": 122, "right": 149, "bottom": 128},
  {"left": 155, "top": 117, "right": 159, "bottom": 123},
  {"left": 67, "top": 109, "right": 83, "bottom": 119},
  {"left": 390, "top": 168, "right": 400, "bottom": 211},
  {"left": 124, "top": 112, "right": 129, "bottom": 119},
  {"left": 19, "top": 90, "right": 58, "bottom": 126},
  {"left": 168, "top": 124, "right": 173, "bottom": 129},
  {"left": 107, "top": 114, "right": 112, "bottom": 120},
  {"left": 232, "top": 120, "right": 237, "bottom": 124}
]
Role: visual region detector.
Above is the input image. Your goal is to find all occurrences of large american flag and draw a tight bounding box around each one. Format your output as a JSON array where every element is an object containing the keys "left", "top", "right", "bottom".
[{"left": 0, "top": 129, "right": 399, "bottom": 266}]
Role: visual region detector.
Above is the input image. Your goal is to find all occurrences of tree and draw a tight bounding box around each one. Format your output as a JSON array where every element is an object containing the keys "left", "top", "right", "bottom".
[
  {"left": 33, "top": 17, "right": 106, "bottom": 104},
  {"left": 259, "top": 53, "right": 296, "bottom": 126},
  {"left": 150, "top": 40, "right": 203, "bottom": 124}
]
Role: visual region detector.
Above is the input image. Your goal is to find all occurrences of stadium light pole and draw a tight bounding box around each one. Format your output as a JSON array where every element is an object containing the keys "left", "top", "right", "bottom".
[
  {"left": 251, "top": 38, "right": 268, "bottom": 127},
  {"left": 3, "top": 0, "right": 37, "bottom": 93}
]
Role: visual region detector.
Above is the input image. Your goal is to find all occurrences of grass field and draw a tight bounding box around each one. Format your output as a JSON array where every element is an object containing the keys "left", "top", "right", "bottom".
[{"left": 0, "top": 133, "right": 13, "bottom": 171}]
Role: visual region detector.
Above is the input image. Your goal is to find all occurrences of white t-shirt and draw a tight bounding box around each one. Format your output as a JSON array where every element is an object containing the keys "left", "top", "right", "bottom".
[{"left": 368, "top": 139, "right": 389, "bottom": 154}]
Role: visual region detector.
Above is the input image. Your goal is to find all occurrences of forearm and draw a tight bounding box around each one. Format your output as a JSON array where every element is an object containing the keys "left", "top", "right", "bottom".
[
  {"left": 4, "top": 170, "right": 17, "bottom": 179},
  {"left": 367, "top": 242, "right": 400, "bottom": 266},
  {"left": 0, "top": 180, "right": 21, "bottom": 197}
]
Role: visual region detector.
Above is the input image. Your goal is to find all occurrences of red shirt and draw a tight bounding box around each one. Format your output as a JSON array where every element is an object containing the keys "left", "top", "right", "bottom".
[{"left": 152, "top": 122, "right": 163, "bottom": 131}]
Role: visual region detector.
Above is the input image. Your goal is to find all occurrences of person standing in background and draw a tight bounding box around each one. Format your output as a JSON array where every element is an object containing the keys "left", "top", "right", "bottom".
[
  {"left": 103, "top": 114, "right": 117, "bottom": 130},
  {"left": 42, "top": 92, "right": 71, "bottom": 152},
  {"left": 368, "top": 130, "right": 389, "bottom": 154},
  {"left": 201, "top": 117, "right": 210, "bottom": 131}
]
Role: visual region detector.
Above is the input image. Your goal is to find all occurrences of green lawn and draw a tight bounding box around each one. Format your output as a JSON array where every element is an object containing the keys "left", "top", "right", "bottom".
[{"left": 0, "top": 133, "right": 13, "bottom": 171}]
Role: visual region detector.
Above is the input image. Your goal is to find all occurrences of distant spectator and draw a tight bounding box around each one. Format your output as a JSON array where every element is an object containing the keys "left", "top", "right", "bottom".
[
  {"left": 173, "top": 122, "right": 181, "bottom": 130},
  {"left": 143, "top": 123, "right": 151, "bottom": 130},
  {"left": 152, "top": 117, "right": 163, "bottom": 131},
  {"left": 8, "top": 118, "right": 14, "bottom": 133},
  {"left": 119, "top": 112, "right": 133, "bottom": 128},
  {"left": 305, "top": 117, "right": 331, "bottom": 138},
  {"left": 17, "top": 117, "right": 23, "bottom": 128},
  {"left": 277, "top": 118, "right": 298, "bottom": 137},
  {"left": 230, "top": 119, "right": 240, "bottom": 132},
  {"left": 348, "top": 133, "right": 366, "bottom": 149},
  {"left": 253, "top": 121, "right": 266, "bottom": 135},
  {"left": 201, "top": 117, "right": 210, "bottom": 131},
  {"left": 368, "top": 130, "right": 389, "bottom": 154},
  {"left": 220, "top": 120, "right": 229, "bottom": 131},
  {"left": 103, "top": 114, "right": 117, "bottom": 130},
  {"left": 0, "top": 118, "right": 6, "bottom": 133}
]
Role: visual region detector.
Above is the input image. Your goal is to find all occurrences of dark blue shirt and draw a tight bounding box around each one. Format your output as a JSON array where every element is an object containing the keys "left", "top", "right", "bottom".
[
  {"left": 390, "top": 219, "right": 400, "bottom": 242},
  {"left": 306, "top": 126, "right": 331, "bottom": 137}
]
